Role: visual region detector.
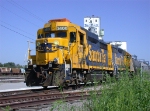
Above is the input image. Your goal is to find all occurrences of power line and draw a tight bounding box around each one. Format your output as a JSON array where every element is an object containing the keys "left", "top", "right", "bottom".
[
  {"left": 0, "top": 24, "right": 35, "bottom": 41},
  {"left": 6, "top": 0, "right": 46, "bottom": 23},
  {"left": 0, "top": 20, "right": 35, "bottom": 36},
  {"left": 0, "top": 5, "right": 40, "bottom": 28}
]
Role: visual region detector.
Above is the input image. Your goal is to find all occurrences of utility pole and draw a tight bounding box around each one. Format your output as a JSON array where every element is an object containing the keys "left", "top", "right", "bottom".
[
  {"left": 27, "top": 41, "right": 34, "bottom": 50},
  {"left": 27, "top": 41, "right": 34, "bottom": 61}
]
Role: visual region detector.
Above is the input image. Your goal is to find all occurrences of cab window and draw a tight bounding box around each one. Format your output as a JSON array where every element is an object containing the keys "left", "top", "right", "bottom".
[
  {"left": 45, "top": 32, "right": 66, "bottom": 38},
  {"left": 45, "top": 33, "right": 55, "bottom": 38},
  {"left": 79, "top": 33, "right": 84, "bottom": 45},
  {"left": 70, "top": 32, "right": 76, "bottom": 43},
  {"left": 38, "top": 34, "right": 43, "bottom": 39},
  {"left": 56, "top": 32, "right": 66, "bottom": 38}
]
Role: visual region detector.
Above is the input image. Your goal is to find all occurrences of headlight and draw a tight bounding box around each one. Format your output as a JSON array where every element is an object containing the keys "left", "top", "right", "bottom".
[
  {"left": 53, "top": 58, "right": 59, "bottom": 64},
  {"left": 44, "top": 39, "right": 48, "bottom": 44},
  {"left": 54, "top": 40, "right": 59, "bottom": 45},
  {"left": 36, "top": 42, "right": 40, "bottom": 46}
]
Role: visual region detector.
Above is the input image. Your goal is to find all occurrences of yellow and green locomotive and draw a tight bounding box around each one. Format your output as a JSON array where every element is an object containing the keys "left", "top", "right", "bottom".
[{"left": 25, "top": 18, "right": 134, "bottom": 88}]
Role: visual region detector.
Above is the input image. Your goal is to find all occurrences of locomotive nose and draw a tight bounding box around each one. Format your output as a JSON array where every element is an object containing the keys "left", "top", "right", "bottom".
[{"left": 36, "top": 38, "right": 68, "bottom": 65}]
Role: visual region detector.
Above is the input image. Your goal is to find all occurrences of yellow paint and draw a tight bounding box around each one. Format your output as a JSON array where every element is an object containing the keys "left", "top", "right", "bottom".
[
  {"left": 115, "top": 53, "right": 124, "bottom": 66},
  {"left": 107, "top": 44, "right": 112, "bottom": 67}
]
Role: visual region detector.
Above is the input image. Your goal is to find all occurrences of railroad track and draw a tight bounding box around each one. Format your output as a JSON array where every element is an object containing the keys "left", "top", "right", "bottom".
[
  {"left": 0, "top": 85, "right": 99, "bottom": 111},
  {"left": 0, "top": 80, "right": 24, "bottom": 83},
  {"left": 0, "top": 87, "right": 58, "bottom": 97},
  {"left": 0, "top": 76, "right": 25, "bottom": 83},
  {"left": 0, "top": 76, "right": 24, "bottom": 79},
  {"left": 0, "top": 83, "right": 96, "bottom": 97},
  {"left": 0, "top": 86, "right": 101, "bottom": 111}
]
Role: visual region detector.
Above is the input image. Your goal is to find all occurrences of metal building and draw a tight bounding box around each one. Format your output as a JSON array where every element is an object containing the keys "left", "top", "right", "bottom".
[
  {"left": 110, "top": 41, "right": 127, "bottom": 51},
  {"left": 84, "top": 15, "right": 104, "bottom": 40}
]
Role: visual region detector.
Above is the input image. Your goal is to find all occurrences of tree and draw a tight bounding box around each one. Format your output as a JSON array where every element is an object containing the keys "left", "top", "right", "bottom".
[
  {"left": 3, "top": 62, "right": 16, "bottom": 68},
  {"left": 16, "top": 64, "right": 24, "bottom": 68},
  {"left": 0, "top": 62, "right": 24, "bottom": 68},
  {"left": 0, "top": 62, "right": 3, "bottom": 67}
]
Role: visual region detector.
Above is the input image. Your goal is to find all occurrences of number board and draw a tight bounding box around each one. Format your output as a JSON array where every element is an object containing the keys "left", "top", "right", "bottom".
[{"left": 57, "top": 26, "right": 67, "bottom": 30}]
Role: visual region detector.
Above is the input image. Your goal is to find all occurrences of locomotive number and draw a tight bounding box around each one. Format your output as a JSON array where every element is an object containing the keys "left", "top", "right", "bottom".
[{"left": 57, "top": 26, "right": 67, "bottom": 30}]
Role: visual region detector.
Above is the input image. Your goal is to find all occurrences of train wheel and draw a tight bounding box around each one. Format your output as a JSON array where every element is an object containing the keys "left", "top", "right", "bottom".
[
  {"left": 109, "top": 71, "right": 114, "bottom": 77},
  {"left": 26, "top": 70, "right": 39, "bottom": 86},
  {"left": 64, "top": 83, "right": 69, "bottom": 90},
  {"left": 26, "top": 75, "right": 30, "bottom": 86},
  {"left": 72, "top": 79, "right": 78, "bottom": 90},
  {"left": 26, "top": 73, "right": 33, "bottom": 86},
  {"left": 128, "top": 72, "right": 134, "bottom": 79},
  {"left": 72, "top": 85, "right": 77, "bottom": 90},
  {"left": 102, "top": 73, "right": 107, "bottom": 82}
]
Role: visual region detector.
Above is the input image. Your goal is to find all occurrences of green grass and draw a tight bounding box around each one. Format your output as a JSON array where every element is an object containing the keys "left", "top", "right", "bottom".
[
  {"left": 50, "top": 71, "right": 150, "bottom": 111},
  {"left": 87, "top": 72, "right": 150, "bottom": 111}
]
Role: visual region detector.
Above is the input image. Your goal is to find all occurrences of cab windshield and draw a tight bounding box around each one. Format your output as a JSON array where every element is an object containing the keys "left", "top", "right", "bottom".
[
  {"left": 37, "top": 31, "right": 67, "bottom": 39},
  {"left": 45, "top": 31, "right": 67, "bottom": 38}
]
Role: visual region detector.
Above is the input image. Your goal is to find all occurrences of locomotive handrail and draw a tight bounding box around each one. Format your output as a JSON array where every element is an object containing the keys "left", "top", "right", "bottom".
[{"left": 60, "top": 48, "right": 66, "bottom": 77}]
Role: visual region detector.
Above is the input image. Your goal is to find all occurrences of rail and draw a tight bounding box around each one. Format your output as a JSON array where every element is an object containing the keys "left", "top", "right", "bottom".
[{"left": 0, "top": 88, "right": 101, "bottom": 111}]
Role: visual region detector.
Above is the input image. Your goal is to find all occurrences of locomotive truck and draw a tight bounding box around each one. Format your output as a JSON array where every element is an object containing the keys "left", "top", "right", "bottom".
[{"left": 25, "top": 18, "right": 135, "bottom": 88}]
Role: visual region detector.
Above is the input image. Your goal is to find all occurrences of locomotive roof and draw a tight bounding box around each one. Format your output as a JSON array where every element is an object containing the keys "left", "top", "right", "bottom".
[
  {"left": 80, "top": 27, "right": 99, "bottom": 41},
  {"left": 80, "top": 27, "right": 129, "bottom": 54},
  {"left": 81, "top": 27, "right": 110, "bottom": 45}
]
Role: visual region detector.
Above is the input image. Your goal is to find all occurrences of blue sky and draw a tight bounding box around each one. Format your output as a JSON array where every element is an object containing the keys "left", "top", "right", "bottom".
[{"left": 0, "top": 0, "right": 150, "bottom": 65}]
